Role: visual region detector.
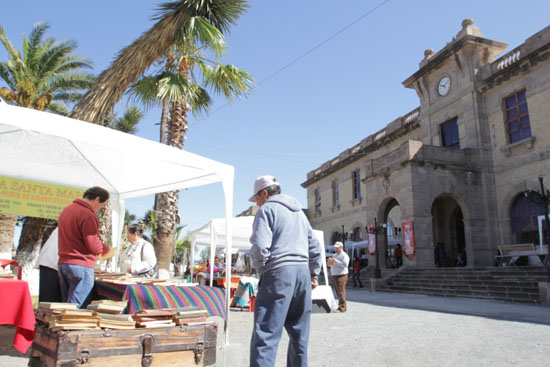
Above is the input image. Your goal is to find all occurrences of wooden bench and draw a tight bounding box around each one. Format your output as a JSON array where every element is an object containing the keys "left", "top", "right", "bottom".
[{"left": 495, "top": 243, "right": 538, "bottom": 266}]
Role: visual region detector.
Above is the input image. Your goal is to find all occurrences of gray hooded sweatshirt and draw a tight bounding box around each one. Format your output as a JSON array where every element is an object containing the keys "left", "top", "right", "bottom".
[{"left": 250, "top": 194, "right": 322, "bottom": 278}]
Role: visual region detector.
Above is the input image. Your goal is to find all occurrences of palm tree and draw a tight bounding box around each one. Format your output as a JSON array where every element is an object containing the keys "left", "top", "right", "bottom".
[
  {"left": 128, "top": 15, "right": 253, "bottom": 273},
  {"left": 67, "top": 1, "right": 249, "bottom": 262},
  {"left": 0, "top": 22, "right": 95, "bottom": 278},
  {"left": 103, "top": 106, "right": 144, "bottom": 134},
  {"left": 70, "top": 0, "right": 249, "bottom": 123},
  {"left": 0, "top": 22, "right": 95, "bottom": 113}
]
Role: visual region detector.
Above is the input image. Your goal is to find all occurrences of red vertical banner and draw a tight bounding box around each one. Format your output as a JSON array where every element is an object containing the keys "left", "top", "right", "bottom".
[
  {"left": 402, "top": 221, "right": 415, "bottom": 259},
  {"left": 367, "top": 223, "right": 376, "bottom": 255}
]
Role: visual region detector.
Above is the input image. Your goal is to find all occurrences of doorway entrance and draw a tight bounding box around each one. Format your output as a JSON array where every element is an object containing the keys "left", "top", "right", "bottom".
[
  {"left": 432, "top": 196, "right": 466, "bottom": 267},
  {"left": 384, "top": 199, "right": 402, "bottom": 268}
]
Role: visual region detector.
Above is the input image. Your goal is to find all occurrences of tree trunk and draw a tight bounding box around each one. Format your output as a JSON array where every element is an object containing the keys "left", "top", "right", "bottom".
[
  {"left": 154, "top": 100, "right": 170, "bottom": 214},
  {"left": 154, "top": 97, "right": 188, "bottom": 275},
  {"left": 96, "top": 203, "right": 112, "bottom": 246},
  {"left": 14, "top": 217, "right": 54, "bottom": 281},
  {"left": 154, "top": 190, "right": 179, "bottom": 271},
  {"left": 0, "top": 214, "right": 17, "bottom": 256}
]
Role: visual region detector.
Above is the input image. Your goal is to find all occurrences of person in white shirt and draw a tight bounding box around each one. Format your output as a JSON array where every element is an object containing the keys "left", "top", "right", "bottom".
[
  {"left": 119, "top": 224, "right": 157, "bottom": 277},
  {"left": 329, "top": 242, "right": 350, "bottom": 312},
  {"left": 35, "top": 227, "right": 62, "bottom": 302}
]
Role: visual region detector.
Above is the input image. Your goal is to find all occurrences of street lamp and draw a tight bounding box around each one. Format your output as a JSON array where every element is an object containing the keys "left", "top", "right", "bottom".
[
  {"left": 367, "top": 218, "right": 387, "bottom": 279},
  {"left": 341, "top": 225, "right": 349, "bottom": 251}
]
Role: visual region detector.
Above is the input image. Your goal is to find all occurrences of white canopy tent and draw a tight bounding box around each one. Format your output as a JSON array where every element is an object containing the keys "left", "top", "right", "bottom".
[
  {"left": 188, "top": 216, "right": 330, "bottom": 287},
  {"left": 0, "top": 100, "right": 236, "bottom": 338}
]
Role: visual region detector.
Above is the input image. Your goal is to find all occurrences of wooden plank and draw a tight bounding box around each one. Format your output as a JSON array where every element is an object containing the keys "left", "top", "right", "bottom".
[{"left": 57, "top": 350, "right": 197, "bottom": 366}]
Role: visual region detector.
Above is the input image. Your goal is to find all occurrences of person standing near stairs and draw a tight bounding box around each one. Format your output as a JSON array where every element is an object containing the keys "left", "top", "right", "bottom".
[{"left": 330, "top": 242, "right": 350, "bottom": 312}]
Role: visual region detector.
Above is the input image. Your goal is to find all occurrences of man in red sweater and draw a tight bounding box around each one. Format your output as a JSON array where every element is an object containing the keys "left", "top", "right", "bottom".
[{"left": 58, "top": 186, "right": 111, "bottom": 308}]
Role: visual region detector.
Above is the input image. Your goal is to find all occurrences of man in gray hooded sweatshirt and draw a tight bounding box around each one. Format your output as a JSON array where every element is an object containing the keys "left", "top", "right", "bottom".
[{"left": 248, "top": 175, "right": 322, "bottom": 367}]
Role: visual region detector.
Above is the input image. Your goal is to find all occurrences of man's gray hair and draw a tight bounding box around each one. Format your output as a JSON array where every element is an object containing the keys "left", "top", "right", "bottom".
[{"left": 265, "top": 184, "right": 281, "bottom": 196}]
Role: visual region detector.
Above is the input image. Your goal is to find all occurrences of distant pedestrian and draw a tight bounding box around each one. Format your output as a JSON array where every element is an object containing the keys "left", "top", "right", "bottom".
[
  {"left": 329, "top": 242, "right": 350, "bottom": 312},
  {"left": 456, "top": 251, "right": 464, "bottom": 267},
  {"left": 352, "top": 255, "right": 363, "bottom": 288},
  {"left": 394, "top": 244, "right": 403, "bottom": 268}
]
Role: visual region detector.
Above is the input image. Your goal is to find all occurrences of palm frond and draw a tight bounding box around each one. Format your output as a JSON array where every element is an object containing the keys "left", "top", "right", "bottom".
[
  {"left": 48, "top": 72, "right": 96, "bottom": 93},
  {"left": 156, "top": 0, "right": 249, "bottom": 34},
  {"left": 204, "top": 63, "right": 253, "bottom": 102},
  {"left": 157, "top": 72, "right": 193, "bottom": 102},
  {"left": 71, "top": 8, "right": 197, "bottom": 122},
  {"left": 175, "top": 16, "right": 226, "bottom": 58},
  {"left": 23, "top": 22, "right": 49, "bottom": 68},
  {"left": 0, "top": 63, "right": 16, "bottom": 90},
  {"left": 127, "top": 75, "right": 164, "bottom": 111},
  {"left": 0, "top": 25, "right": 25, "bottom": 71},
  {"left": 47, "top": 101, "right": 70, "bottom": 116},
  {"left": 52, "top": 92, "right": 85, "bottom": 103},
  {"left": 114, "top": 106, "right": 144, "bottom": 134}
]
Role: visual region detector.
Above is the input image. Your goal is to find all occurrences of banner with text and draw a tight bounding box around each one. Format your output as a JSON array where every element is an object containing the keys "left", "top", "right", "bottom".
[
  {"left": 0, "top": 176, "right": 84, "bottom": 220},
  {"left": 367, "top": 223, "right": 376, "bottom": 255}
]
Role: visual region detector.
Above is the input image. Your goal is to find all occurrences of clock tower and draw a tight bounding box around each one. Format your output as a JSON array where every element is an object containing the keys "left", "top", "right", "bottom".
[{"left": 403, "top": 19, "right": 508, "bottom": 149}]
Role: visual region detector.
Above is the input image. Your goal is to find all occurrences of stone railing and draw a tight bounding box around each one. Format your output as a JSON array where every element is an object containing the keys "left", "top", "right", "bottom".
[
  {"left": 477, "top": 26, "right": 550, "bottom": 89},
  {"left": 304, "top": 107, "right": 421, "bottom": 185},
  {"left": 495, "top": 47, "right": 521, "bottom": 71}
]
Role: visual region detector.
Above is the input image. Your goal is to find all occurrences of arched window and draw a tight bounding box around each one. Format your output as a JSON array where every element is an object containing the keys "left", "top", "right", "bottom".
[{"left": 510, "top": 192, "right": 546, "bottom": 243}]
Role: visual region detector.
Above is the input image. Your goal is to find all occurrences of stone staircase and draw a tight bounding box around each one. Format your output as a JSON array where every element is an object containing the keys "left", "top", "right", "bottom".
[
  {"left": 377, "top": 266, "right": 550, "bottom": 304},
  {"left": 325, "top": 267, "right": 396, "bottom": 288}
]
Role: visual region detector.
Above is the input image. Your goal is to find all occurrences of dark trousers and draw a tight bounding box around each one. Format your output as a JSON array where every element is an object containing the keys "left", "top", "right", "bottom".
[
  {"left": 352, "top": 272, "right": 362, "bottom": 287},
  {"left": 39, "top": 266, "right": 62, "bottom": 303},
  {"left": 250, "top": 265, "right": 311, "bottom": 367},
  {"left": 332, "top": 274, "right": 348, "bottom": 311}
]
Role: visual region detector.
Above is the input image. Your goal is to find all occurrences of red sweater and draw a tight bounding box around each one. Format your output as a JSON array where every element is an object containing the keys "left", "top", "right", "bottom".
[{"left": 58, "top": 199, "right": 109, "bottom": 268}]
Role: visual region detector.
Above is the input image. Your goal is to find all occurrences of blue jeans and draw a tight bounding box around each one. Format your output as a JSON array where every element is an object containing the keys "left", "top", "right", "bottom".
[
  {"left": 250, "top": 265, "right": 311, "bottom": 367},
  {"left": 58, "top": 263, "right": 95, "bottom": 309}
]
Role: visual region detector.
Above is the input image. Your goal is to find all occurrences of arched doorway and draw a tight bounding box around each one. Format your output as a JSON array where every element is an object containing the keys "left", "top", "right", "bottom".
[
  {"left": 432, "top": 196, "right": 465, "bottom": 267},
  {"left": 384, "top": 199, "right": 402, "bottom": 268}
]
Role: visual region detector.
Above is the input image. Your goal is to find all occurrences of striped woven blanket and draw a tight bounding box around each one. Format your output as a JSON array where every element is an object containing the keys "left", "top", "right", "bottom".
[{"left": 94, "top": 281, "right": 226, "bottom": 319}]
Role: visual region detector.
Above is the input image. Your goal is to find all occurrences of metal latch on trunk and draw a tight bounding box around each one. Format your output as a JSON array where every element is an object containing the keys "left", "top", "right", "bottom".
[
  {"left": 77, "top": 348, "right": 91, "bottom": 364},
  {"left": 194, "top": 341, "right": 204, "bottom": 365},
  {"left": 141, "top": 334, "right": 154, "bottom": 367}
]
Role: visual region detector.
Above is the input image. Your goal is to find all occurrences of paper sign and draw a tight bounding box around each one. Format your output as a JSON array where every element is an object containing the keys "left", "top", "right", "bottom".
[{"left": 0, "top": 176, "right": 84, "bottom": 219}]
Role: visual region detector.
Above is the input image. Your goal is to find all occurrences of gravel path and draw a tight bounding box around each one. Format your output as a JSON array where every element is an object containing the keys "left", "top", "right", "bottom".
[{"left": 2, "top": 289, "right": 549, "bottom": 366}]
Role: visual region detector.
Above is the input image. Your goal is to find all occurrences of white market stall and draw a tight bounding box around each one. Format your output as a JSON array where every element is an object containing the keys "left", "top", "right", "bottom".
[
  {"left": 0, "top": 99, "right": 237, "bottom": 340},
  {"left": 188, "top": 216, "right": 330, "bottom": 287}
]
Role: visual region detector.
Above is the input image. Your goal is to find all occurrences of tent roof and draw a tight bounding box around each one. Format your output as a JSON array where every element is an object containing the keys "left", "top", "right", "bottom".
[
  {"left": 0, "top": 100, "right": 234, "bottom": 199},
  {"left": 189, "top": 216, "right": 255, "bottom": 250}
]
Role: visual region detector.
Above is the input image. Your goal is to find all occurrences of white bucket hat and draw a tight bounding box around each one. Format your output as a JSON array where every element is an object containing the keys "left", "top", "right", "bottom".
[{"left": 248, "top": 175, "right": 280, "bottom": 202}]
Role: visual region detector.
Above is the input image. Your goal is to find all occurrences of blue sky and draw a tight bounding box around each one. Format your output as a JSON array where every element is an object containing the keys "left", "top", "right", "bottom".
[{"left": 2, "top": 0, "right": 550, "bottom": 237}]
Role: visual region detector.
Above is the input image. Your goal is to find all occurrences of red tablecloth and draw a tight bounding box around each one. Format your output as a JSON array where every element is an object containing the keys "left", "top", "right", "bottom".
[{"left": 0, "top": 279, "right": 35, "bottom": 353}]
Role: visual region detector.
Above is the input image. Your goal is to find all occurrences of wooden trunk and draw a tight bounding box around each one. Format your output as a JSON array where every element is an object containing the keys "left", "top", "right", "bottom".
[{"left": 29, "top": 322, "right": 217, "bottom": 367}]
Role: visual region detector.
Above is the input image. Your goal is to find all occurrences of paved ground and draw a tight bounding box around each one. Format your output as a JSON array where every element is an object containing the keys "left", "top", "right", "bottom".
[{"left": 2, "top": 289, "right": 549, "bottom": 366}]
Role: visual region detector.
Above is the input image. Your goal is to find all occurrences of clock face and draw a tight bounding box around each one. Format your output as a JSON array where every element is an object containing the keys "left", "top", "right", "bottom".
[{"left": 438, "top": 76, "right": 451, "bottom": 96}]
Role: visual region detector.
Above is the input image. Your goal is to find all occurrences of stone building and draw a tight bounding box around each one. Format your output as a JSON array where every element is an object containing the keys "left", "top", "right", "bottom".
[{"left": 302, "top": 19, "right": 550, "bottom": 269}]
